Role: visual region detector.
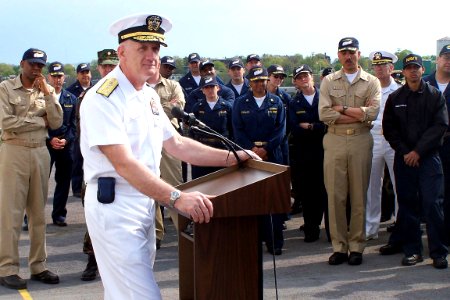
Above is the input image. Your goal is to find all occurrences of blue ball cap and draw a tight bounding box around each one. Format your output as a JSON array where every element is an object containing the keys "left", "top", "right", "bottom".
[
  {"left": 228, "top": 58, "right": 244, "bottom": 69},
  {"left": 402, "top": 54, "right": 423, "bottom": 69},
  {"left": 200, "top": 75, "right": 219, "bottom": 88},
  {"left": 161, "top": 56, "right": 176, "bottom": 68},
  {"left": 22, "top": 48, "right": 47, "bottom": 65},
  {"left": 338, "top": 37, "right": 359, "bottom": 52},
  {"left": 48, "top": 62, "right": 65, "bottom": 75},
  {"left": 247, "top": 67, "right": 269, "bottom": 81},
  {"left": 76, "top": 63, "right": 90, "bottom": 73}
]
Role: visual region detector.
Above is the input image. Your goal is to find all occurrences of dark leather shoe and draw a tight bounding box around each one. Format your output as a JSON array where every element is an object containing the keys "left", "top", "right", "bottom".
[
  {"left": 290, "top": 206, "right": 302, "bottom": 215},
  {"left": 156, "top": 239, "right": 161, "bottom": 250},
  {"left": 401, "top": 254, "right": 423, "bottom": 266},
  {"left": 30, "top": 270, "right": 59, "bottom": 284},
  {"left": 328, "top": 252, "right": 348, "bottom": 265},
  {"left": 81, "top": 265, "right": 98, "bottom": 281},
  {"left": 267, "top": 247, "right": 282, "bottom": 255},
  {"left": 0, "top": 275, "right": 27, "bottom": 290},
  {"left": 304, "top": 234, "right": 320, "bottom": 243},
  {"left": 433, "top": 257, "right": 448, "bottom": 269},
  {"left": 348, "top": 252, "right": 363, "bottom": 265},
  {"left": 379, "top": 244, "right": 402, "bottom": 255},
  {"left": 53, "top": 216, "right": 67, "bottom": 227},
  {"left": 386, "top": 222, "right": 396, "bottom": 233}
]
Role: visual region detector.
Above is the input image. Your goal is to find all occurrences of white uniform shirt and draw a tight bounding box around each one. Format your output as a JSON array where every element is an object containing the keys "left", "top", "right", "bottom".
[
  {"left": 80, "top": 65, "right": 176, "bottom": 185},
  {"left": 371, "top": 77, "right": 401, "bottom": 135}
]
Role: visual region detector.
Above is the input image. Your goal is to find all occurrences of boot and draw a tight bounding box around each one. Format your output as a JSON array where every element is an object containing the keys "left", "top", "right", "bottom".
[{"left": 81, "top": 255, "right": 98, "bottom": 281}]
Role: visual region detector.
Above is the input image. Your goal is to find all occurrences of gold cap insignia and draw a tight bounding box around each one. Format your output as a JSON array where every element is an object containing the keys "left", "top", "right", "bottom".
[{"left": 147, "top": 15, "right": 162, "bottom": 32}]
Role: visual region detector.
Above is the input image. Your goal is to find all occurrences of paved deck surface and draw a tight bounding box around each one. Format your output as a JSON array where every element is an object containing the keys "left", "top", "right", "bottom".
[{"left": 1, "top": 173, "right": 450, "bottom": 299}]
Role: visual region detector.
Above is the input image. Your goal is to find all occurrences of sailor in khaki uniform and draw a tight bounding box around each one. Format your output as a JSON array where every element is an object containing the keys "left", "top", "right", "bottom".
[
  {"left": 80, "top": 13, "right": 258, "bottom": 299},
  {"left": 319, "top": 37, "right": 380, "bottom": 266},
  {"left": 0, "top": 48, "right": 63, "bottom": 289}
]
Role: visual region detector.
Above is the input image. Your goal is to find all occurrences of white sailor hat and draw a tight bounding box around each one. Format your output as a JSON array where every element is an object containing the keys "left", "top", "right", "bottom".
[
  {"left": 109, "top": 13, "right": 172, "bottom": 47},
  {"left": 369, "top": 51, "right": 398, "bottom": 65}
]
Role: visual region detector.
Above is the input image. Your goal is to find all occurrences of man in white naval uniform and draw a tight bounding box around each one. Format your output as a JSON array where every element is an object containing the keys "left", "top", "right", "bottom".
[
  {"left": 365, "top": 51, "right": 401, "bottom": 240},
  {"left": 80, "top": 13, "right": 258, "bottom": 300}
]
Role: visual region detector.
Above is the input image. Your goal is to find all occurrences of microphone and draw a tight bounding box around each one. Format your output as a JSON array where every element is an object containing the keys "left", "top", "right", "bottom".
[
  {"left": 171, "top": 107, "right": 254, "bottom": 165},
  {"left": 171, "top": 106, "right": 206, "bottom": 128}
]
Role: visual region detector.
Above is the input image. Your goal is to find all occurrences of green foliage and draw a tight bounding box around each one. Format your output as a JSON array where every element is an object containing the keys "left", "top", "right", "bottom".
[{"left": 0, "top": 63, "right": 16, "bottom": 77}]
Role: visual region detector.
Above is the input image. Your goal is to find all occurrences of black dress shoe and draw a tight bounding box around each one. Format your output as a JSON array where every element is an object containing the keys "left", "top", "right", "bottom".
[
  {"left": 401, "top": 254, "right": 423, "bottom": 266},
  {"left": 0, "top": 274, "right": 27, "bottom": 290},
  {"left": 328, "top": 252, "right": 348, "bottom": 265},
  {"left": 30, "top": 270, "right": 59, "bottom": 284},
  {"left": 386, "top": 222, "right": 396, "bottom": 233},
  {"left": 53, "top": 216, "right": 67, "bottom": 227},
  {"left": 304, "top": 233, "right": 320, "bottom": 243},
  {"left": 290, "top": 205, "right": 302, "bottom": 215},
  {"left": 379, "top": 244, "right": 402, "bottom": 255},
  {"left": 81, "top": 265, "right": 98, "bottom": 281},
  {"left": 348, "top": 252, "right": 363, "bottom": 265},
  {"left": 433, "top": 257, "right": 448, "bottom": 269},
  {"left": 267, "top": 247, "right": 282, "bottom": 255},
  {"left": 156, "top": 239, "right": 162, "bottom": 250}
]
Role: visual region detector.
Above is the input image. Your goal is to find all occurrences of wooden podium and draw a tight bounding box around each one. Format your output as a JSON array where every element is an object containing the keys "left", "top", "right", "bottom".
[{"left": 176, "top": 160, "right": 290, "bottom": 300}]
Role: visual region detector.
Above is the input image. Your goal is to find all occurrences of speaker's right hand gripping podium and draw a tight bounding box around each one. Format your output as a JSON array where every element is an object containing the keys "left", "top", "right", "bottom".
[{"left": 177, "top": 159, "right": 291, "bottom": 300}]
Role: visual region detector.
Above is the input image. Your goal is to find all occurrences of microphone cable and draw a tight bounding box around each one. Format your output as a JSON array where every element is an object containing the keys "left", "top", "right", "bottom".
[{"left": 269, "top": 214, "right": 279, "bottom": 300}]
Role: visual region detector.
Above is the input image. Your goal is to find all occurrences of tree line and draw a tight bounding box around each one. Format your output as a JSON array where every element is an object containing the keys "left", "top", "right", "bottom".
[{"left": 0, "top": 50, "right": 436, "bottom": 86}]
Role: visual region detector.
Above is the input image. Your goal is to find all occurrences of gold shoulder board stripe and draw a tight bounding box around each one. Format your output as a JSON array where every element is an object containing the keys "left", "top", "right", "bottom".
[{"left": 96, "top": 78, "right": 118, "bottom": 97}]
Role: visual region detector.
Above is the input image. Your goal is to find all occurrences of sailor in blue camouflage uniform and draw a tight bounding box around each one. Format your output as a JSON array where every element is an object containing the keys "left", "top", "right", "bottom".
[
  {"left": 179, "top": 52, "right": 202, "bottom": 97},
  {"left": 46, "top": 62, "right": 77, "bottom": 226},
  {"left": 267, "top": 64, "right": 291, "bottom": 165},
  {"left": 185, "top": 60, "right": 235, "bottom": 113},
  {"left": 191, "top": 76, "right": 233, "bottom": 179},
  {"left": 226, "top": 58, "right": 250, "bottom": 98},
  {"left": 68, "top": 63, "right": 93, "bottom": 198},
  {"left": 289, "top": 64, "right": 328, "bottom": 242},
  {"left": 233, "top": 66, "right": 286, "bottom": 255}
]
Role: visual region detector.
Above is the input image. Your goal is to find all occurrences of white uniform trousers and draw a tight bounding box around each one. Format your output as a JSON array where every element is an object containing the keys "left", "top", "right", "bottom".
[
  {"left": 366, "top": 134, "right": 397, "bottom": 237},
  {"left": 85, "top": 182, "right": 161, "bottom": 300}
]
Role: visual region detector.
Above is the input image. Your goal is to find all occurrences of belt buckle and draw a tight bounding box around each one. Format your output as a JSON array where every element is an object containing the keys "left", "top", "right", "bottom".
[
  {"left": 346, "top": 129, "right": 355, "bottom": 135},
  {"left": 254, "top": 141, "right": 263, "bottom": 147}
]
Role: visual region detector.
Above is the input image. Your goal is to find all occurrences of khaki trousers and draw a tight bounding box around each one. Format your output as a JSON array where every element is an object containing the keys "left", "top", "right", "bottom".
[
  {"left": 156, "top": 149, "right": 184, "bottom": 239},
  {"left": 0, "top": 144, "right": 50, "bottom": 276},
  {"left": 323, "top": 132, "right": 373, "bottom": 253}
]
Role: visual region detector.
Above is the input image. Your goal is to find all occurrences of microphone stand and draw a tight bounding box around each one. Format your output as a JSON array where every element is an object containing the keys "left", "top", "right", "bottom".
[{"left": 188, "top": 123, "right": 253, "bottom": 167}]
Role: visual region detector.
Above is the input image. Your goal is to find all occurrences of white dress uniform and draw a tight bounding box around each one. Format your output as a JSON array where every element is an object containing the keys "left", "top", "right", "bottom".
[
  {"left": 80, "top": 65, "right": 176, "bottom": 300},
  {"left": 366, "top": 77, "right": 401, "bottom": 238}
]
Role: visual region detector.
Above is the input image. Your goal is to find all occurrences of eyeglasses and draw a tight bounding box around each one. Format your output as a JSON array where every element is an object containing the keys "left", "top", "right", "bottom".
[{"left": 272, "top": 75, "right": 285, "bottom": 79}]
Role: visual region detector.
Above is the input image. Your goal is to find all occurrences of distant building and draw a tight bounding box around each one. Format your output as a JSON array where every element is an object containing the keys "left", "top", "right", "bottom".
[{"left": 437, "top": 37, "right": 450, "bottom": 56}]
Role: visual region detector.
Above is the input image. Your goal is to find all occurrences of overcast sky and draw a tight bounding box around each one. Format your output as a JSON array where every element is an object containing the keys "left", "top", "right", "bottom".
[{"left": 1, "top": 0, "right": 448, "bottom": 65}]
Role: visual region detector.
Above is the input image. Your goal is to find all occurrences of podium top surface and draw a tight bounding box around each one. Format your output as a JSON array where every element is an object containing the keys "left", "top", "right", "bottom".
[{"left": 177, "top": 160, "right": 291, "bottom": 217}]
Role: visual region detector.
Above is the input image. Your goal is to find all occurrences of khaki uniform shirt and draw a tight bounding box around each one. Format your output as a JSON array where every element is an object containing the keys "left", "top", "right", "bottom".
[
  {"left": 319, "top": 67, "right": 380, "bottom": 128},
  {"left": 153, "top": 76, "right": 185, "bottom": 129},
  {"left": 0, "top": 75, "right": 63, "bottom": 145}
]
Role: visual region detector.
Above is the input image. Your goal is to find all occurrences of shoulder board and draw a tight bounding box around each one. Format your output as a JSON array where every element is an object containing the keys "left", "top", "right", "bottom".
[{"left": 96, "top": 78, "right": 118, "bottom": 98}]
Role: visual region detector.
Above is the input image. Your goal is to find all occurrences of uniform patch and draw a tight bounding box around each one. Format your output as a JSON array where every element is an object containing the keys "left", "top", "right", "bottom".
[
  {"left": 96, "top": 78, "right": 118, "bottom": 97},
  {"left": 150, "top": 98, "right": 159, "bottom": 115}
]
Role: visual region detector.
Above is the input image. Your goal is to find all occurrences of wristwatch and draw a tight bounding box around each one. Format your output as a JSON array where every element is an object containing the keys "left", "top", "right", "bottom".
[
  {"left": 342, "top": 105, "right": 349, "bottom": 114},
  {"left": 169, "top": 189, "right": 181, "bottom": 208}
]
